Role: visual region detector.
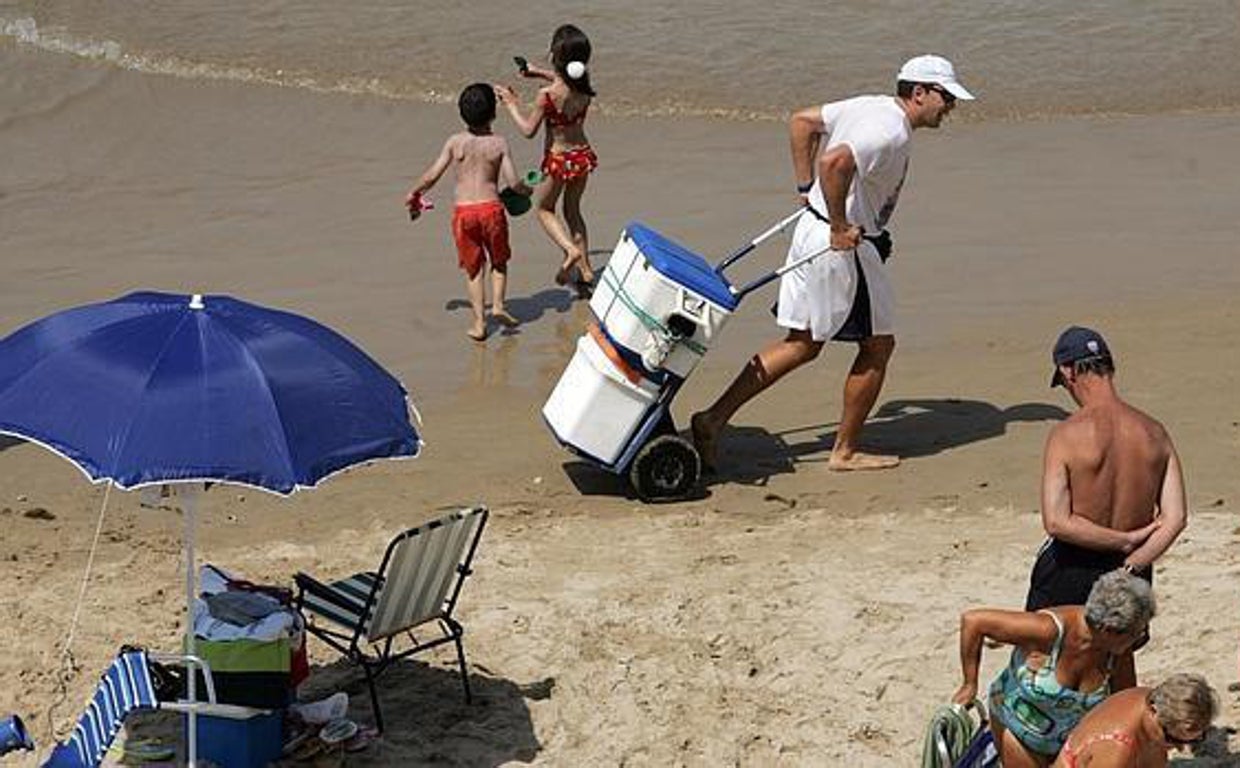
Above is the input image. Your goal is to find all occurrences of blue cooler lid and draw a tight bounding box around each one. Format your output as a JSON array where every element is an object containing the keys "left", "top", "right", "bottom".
[{"left": 624, "top": 223, "right": 738, "bottom": 311}]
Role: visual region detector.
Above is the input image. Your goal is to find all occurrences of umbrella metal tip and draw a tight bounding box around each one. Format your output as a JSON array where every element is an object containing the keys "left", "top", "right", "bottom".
[{"left": 189, "top": 294, "right": 205, "bottom": 310}]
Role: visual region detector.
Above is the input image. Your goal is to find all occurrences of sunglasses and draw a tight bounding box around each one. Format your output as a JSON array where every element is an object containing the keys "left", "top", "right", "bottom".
[
  {"left": 925, "top": 84, "right": 957, "bottom": 104},
  {"left": 1165, "top": 728, "right": 1207, "bottom": 747}
]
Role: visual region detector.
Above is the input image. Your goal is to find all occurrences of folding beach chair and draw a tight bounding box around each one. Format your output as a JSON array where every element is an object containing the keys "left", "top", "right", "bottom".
[
  {"left": 294, "top": 506, "right": 489, "bottom": 733},
  {"left": 41, "top": 649, "right": 226, "bottom": 768},
  {"left": 921, "top": 699, "right": 999, "bottom": 768}
]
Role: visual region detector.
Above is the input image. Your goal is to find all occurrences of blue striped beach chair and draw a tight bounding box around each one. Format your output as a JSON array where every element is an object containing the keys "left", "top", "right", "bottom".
[
  {"left": 294, "top": 506, "right": 489, "bottom": 733},
  {"left": 42, "top": 651, "right": 159, "bottom": 768},
  {"left": 42, "top": 648, "right": 267, "bottom": 767}
]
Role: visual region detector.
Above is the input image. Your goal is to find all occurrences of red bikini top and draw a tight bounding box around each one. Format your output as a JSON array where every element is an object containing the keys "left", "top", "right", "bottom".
[{"left": 542, "top": 92, "right": 589, "bottom": 128}]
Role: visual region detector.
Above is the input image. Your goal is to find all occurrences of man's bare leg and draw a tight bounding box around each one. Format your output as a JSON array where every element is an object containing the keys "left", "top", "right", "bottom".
[
  {"left": 828, "top": 334, "right": 898, "bottom": 470},
  {"left": 691, "top": 329, "right": 823, "bottom": 471}
]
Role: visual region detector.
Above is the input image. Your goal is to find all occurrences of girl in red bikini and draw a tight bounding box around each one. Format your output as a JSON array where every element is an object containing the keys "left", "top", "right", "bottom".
[
  {"left": 496, "top": 24, "right": 597, "bottom": 296},
  {"left": 1052, "top": 675, "right": 1216, "bottom": 767}
]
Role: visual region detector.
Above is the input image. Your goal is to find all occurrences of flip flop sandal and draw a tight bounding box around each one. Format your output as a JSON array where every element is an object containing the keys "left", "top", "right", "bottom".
[
  {"left": 344, "top": 726, "right": 380, "bottom": 753},
  {"left": 288, "top": 734, "right": 328, "bottom": 762},
  {"left": 108, "top": 738, "right": 176, "bottom": 763},
  {"left": 282, "top": 729, "right": 316, "bottom": 757},
  {"left": 319, "top": 718, "right": 359, "bottom": 746}
]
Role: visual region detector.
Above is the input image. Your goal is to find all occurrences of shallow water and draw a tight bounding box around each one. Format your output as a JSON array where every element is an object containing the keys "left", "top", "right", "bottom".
[{"left": 3, "top": 1, "right": 1239, "bottom": 121}]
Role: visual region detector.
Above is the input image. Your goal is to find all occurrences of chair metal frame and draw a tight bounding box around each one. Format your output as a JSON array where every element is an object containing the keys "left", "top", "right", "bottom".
[{"left": 293, "top": 506, "right": 489, "bottom": 733}]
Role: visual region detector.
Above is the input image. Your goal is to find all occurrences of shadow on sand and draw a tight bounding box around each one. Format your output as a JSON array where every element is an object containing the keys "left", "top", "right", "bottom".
[
  {"left": 125, "top": 659, "right": 548, "bottom": 766},
  {"left": 0, "top": 434, "right": 26, "bottom": 453},
  {"left": 555, "top": 397, "right": 1066, "bottom": 498},
  {"left": 298, "top": 657, "right": 549, "bottom": 765},
  {"left": 445, "top": 288, "right": 578, "bottom": 337},
  {"left": 705, "top": 397, "right": 1070, "bottom": 487},
  {"left": 561, "top": 459, "right": 710, "bottom": 503}
]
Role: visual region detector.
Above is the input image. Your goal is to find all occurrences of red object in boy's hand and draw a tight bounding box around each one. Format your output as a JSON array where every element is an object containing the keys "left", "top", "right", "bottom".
[{"left": 405, "top": 191, "right": 434, "bottom": 221}]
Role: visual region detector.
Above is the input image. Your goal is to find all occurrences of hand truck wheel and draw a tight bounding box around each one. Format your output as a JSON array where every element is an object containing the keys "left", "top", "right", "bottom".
[{"left": 629, "top": 434, "right": 701, "bottom": 501}]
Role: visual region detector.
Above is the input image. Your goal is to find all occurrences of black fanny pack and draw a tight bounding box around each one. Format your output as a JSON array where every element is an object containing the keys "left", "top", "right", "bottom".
[{"left": 805, "top": 204, "right": 893, "bottom": 263}]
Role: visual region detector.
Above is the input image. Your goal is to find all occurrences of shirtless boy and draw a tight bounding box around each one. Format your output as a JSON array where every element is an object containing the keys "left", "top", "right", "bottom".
[
  {"left": 406, "top": 83, "right": 526, "bottom": 341},
  {"left": 1027, "top": 326, "right": 1188, "bottom": 688}
]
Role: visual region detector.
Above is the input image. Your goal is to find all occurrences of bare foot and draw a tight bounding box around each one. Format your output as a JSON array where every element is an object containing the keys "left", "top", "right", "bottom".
[
  {"left": 572, "top": 278, "right": 594, "bottom": 300},
  {"left": 690, "top": 412, "right": 720, "bottom": 473},
  {"left": 827, "top": 451, "right": 900, "bottom": 471},
  {"left": 466, "top": 323, "right": 488, "bottom": 342},
  {"left": 491, "top": 309, "right": 520, "bottom": 328},
  {"left": 554, "top": 265, "right": 571, "bottom": 286}
]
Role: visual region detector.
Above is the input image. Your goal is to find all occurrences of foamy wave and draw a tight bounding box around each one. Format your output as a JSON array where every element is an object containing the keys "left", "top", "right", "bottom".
[
  {"left": 3, "top": 16, "right": 122, "bottom": 60},
  {"left": 6, "top": 16, "right": 1229, "bottom": 124},
  {"left": 0, "top": 16, "right": 456, "bottom": 106},
  {"left": 0, "top": 15, "right": 790, "bottom": 121}
]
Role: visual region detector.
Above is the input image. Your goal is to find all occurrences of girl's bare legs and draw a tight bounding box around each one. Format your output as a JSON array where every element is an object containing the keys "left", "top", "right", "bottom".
[
  {"left": 562, "top": 175, "right": 592, "bottom": 283},
  {"left": 534, "top": 175, "right": 585, "bottom": 282}
]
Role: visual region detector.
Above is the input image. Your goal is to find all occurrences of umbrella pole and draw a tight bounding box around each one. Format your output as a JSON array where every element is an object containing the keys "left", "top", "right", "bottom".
[{"left": 182, "top": 484, "right": 199, "bottom": 767}]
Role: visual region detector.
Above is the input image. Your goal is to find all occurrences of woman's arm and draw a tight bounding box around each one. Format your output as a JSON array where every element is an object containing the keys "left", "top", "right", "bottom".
[
  {"left": 522, "top": 63, "right": 555, "bottom": 81},
  {"left": 953, "top": 609, "right": 1057, "bottom": 704},
  {"left": 495, "top": 84, "right": 544, "bottom": 139}
]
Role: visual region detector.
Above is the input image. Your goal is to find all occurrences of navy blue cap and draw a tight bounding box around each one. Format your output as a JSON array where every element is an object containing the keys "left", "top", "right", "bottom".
[{"left": 1051, "top": 326, "right": 1112, "bottom": 387}]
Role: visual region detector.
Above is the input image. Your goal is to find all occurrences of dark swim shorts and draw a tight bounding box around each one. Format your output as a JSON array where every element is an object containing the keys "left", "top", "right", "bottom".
[{"left": 1025, "top": 538, "right": 1153, "bottom": 648}]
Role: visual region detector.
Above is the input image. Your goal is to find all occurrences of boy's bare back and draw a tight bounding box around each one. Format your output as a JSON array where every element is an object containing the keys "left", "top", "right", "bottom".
[{"left": 445, "top": 132, "right": 510, "bottom": 204}]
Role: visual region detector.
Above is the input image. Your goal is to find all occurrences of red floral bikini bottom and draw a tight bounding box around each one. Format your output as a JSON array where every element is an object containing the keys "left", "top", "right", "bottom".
[{"left": 541, "top": 145, "right": 599, "bottom": 182}]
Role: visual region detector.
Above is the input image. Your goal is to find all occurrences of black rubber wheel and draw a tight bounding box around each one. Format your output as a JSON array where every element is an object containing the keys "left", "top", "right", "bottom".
[{"left": 629, "top": 434, "right": 701, "bottom": 501}]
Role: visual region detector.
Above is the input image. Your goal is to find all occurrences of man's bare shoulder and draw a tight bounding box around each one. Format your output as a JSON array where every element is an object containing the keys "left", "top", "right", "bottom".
[
  {"left": 1120, "top": 400, "right": 1174, "bottom": 447},
  {"left": 1047, "top": 410, "right": 1095, "bottom": 443}
]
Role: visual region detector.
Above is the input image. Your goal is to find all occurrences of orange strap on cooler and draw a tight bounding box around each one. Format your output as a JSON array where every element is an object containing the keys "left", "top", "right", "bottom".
[{"left": 587, "top": 322, "right": 644, "bottom": 386}]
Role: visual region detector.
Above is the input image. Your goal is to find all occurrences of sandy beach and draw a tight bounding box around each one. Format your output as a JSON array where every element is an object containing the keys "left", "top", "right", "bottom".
[{"left": 3, "top": 41, "right": 1240, "bottom": 767}]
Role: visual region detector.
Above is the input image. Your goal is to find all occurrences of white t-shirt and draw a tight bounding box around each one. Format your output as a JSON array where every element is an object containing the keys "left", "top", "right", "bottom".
[{"left": 806, "top": 95, "right": 911, "bottom": 234}]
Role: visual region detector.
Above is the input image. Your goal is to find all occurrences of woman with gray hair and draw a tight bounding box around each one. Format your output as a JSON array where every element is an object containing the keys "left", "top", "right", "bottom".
[
  {"left": 1053, "top": 673, "right": 1217, "bottom": 767},
  {"left": 951, "top": 570, "right": 1154, "bottom": 767}
]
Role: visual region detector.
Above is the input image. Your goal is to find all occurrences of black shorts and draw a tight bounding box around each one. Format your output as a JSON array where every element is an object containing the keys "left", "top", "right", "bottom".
[{"left": 1025, "top": 539, "right": 1153, "bottom": 647}]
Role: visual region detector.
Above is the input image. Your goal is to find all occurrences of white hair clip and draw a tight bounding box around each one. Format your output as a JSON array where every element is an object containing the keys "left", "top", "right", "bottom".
[{"left": 565, "top": 61, "right": 587, "bottom": 80}]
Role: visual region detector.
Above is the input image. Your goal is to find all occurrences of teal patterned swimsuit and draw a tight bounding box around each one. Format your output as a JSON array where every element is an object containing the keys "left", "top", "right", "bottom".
[{"left": 988, "top": 610, "right": 1112, "bottom": 757}]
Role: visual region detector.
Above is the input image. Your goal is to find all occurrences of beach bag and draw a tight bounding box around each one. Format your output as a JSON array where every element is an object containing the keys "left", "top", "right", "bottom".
[
  {"left": 192, "top": 564, "right": 308, "bottom": 707},
  {"left": 921, "top": 699, "right": 998, "bottom": 768}
]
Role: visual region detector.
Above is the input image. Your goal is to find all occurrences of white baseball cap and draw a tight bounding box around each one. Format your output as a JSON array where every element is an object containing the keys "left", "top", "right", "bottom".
[{"left": 897, "top": 54, "right": 975, "bottom": 101}]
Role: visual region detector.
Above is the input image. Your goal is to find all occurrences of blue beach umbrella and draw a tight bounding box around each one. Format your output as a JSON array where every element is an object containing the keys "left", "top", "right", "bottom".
[
  {"left": 0, "top": 291, "right": 420, "bottom": 492},
  {"left": 0, "top": 291, "right": 422, "bottom": 763}
]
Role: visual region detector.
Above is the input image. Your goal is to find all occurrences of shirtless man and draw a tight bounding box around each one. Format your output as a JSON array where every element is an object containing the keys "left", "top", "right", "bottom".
[{"left": 1026, "top": 326, "right": 1188, "bottom": 689}]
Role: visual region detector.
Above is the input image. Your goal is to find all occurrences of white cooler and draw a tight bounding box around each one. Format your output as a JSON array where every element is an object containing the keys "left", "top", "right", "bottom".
[
  {"left": 590, "top": 223, "right": 739, "bottom": 379},
  {"left": 542, "top": 331, "right": 661, "bottom": 466}
]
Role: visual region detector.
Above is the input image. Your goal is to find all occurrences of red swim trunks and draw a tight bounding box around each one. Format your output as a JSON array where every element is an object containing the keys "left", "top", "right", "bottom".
[{"left": 451, "top": 200, "right": 510, "bottom": 279}]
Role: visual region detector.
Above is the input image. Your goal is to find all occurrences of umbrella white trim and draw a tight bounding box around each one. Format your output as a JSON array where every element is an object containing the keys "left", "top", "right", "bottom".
[{"left": 0, "top": 428, "right": 424, "bottom": 497}]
